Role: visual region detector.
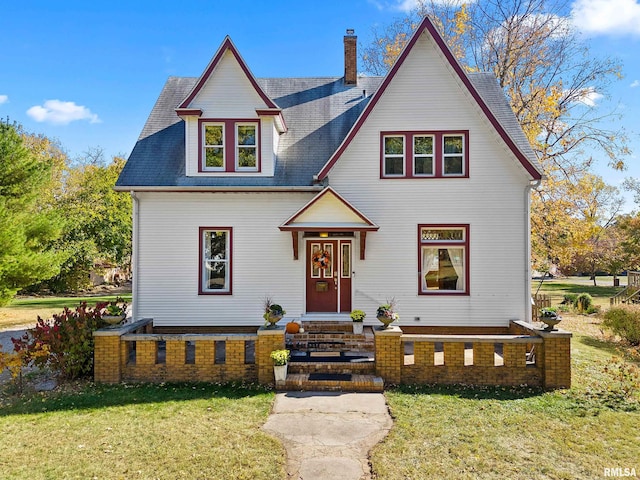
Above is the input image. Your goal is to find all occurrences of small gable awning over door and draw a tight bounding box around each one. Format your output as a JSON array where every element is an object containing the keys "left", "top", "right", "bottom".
[{"left": 279, "top": 187, "right": 379, "bottom": 260}]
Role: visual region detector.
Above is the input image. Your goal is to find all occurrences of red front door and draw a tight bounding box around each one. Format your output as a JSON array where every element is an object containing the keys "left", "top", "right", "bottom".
[{"left": 306, "top": 239, "right": 352, "bottom": 313}]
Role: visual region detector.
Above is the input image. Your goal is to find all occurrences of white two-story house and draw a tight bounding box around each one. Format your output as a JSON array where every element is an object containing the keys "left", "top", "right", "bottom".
[{"left": 116, "top": 16, "right": 543, "bottom": 330}]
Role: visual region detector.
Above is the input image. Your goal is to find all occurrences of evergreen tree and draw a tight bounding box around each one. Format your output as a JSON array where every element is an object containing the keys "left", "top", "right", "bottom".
[{"left": 0, "top": 121, "right": 63, "bottom": 305}]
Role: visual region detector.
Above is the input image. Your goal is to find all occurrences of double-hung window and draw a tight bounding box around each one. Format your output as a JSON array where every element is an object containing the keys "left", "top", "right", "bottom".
[
  {"left": 419, "top": 225, "right": 469, "bottom": 295},
  {"left": 383, "top": 135, "right": 405, "bottom": 176},
  {"left": 236, "top": 124, "right": 257, "bottom": 170},
  {"left": 413, "top": 135, "right": 434, "bottom": 176},
  {"left": 200, "top": 119, "right": 259, "bottom": 172},
  {"left": 443, "top": 135, "right": 464, "bottom": 175},
  {"left": 203, "top": 124, "right": 224, "bottom": 170},
  {"left": 380, "top": 131, "right": 468, "bottom": 178},
  {"left": 200, "top": 227, "right": 232, "bottom": 294}
]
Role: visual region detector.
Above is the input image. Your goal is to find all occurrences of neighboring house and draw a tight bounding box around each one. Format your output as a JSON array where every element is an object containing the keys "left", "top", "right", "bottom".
[{"left": 116, "top": 16, "right": 544, "bottom": 329}]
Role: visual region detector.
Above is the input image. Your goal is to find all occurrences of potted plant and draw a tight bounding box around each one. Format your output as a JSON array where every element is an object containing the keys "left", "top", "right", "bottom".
[
  {"left": 263, "top": 297, "right": 286, "bottom": 328},
  {"left": 101, "top": 298, "right": 128, "bottom": 325},
  {"left": 539, "top": 308, "right": 561, "bottom": 331},
  {"left": 350, "top": 309, "right": 366, "bottom": 334},
  {"left": 376, "top": 298, "right": 399, "bottom": 329},
  {"left": 270, "top": 349, "right": 290, "bottom": 382}
]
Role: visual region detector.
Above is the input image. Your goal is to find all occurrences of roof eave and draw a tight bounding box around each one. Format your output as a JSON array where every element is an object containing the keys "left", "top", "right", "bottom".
[{"left": 113, "top": 185, "right": 323, "bottom": 193}]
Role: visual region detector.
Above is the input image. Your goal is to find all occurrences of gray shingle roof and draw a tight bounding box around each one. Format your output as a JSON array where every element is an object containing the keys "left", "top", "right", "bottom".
[
  {"left": 469, "top": 72, "right": 541, "bottom": 172},
  {"left": 116, "top": 73, "right": 539, "bottom": 188},
  {"left": 116, "top": 76, "right": 382, "bottom": 188}
]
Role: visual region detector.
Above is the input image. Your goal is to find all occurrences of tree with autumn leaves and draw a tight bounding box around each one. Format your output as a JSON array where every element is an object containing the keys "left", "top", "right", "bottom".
[{"left": 361, "top": 0, "right": 633, "bottom": 278}]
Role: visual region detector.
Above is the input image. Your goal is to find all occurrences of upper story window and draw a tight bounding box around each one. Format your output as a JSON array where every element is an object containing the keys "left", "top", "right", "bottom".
[
  {"left": 383, "top": 136, "right": 405, "bottom": 176},
  {"left": 199, "top": 119, "right": 260, "bottom": 173},
  {"left": 236, "top": 124, "right": 257, "bottom": 170},
  {"left": 443, "top": 135, "right": 464, "bottom": 175},
  {"left": 204, "top": 124, "right": 224, "bottom": 169},
  {"left": 380, "top": 131, "right": 468, "bottom": 179}
]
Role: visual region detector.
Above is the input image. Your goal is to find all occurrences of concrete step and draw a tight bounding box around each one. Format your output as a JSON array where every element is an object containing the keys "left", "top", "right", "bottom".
[{"left": 279, "top": 373, "right": 384, "bottom": 393}]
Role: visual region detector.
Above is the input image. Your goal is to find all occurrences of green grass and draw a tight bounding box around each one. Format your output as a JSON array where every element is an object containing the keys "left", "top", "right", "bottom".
[
  {"left": 0, "top": 294, "right": 132, "bottom": 330},
  {"left": 370, "top": 318, "right": 640, "bottom": 479},
  {"left": 0, "top": 382, "right": 284, "bottom": 479},
  {"left": 9, "top": 294, "right": 132, "bottom": 310},
  {"left": 532, "top": 276, "right": 623, "bottom": 308}
]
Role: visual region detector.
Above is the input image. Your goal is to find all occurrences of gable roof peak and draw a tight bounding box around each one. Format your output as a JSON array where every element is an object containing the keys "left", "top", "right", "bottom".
[
  {"left": 316, "top": 15, "right": 543, "bottom": 181},
  {"left": 177, "top": 35, "right": 278, "bottom": 110}
]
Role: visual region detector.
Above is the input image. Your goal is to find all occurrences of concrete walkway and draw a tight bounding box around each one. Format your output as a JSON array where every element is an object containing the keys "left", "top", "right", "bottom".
[{"left": 262, "top": 391, "right": 393, "bottom": 480}]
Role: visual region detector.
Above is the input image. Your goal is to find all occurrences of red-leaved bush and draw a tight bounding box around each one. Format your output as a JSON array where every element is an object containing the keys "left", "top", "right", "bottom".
[{"left": 12, "top": 300, "right": 125, "bottom": 379}]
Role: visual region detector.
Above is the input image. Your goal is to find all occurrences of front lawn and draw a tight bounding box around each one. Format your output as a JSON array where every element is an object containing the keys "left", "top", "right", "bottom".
[
  {"left": 371, "top": 305, "right": 640, "bottom": 479},
  {"left": 0, "top": 294, "right": 132, "bottom": 330},
  {"left": 0, "top": 382, "right": 284, "bottom": 479},
  {"left": 532, "top": 275, "right": 624, "bottom": 308}
]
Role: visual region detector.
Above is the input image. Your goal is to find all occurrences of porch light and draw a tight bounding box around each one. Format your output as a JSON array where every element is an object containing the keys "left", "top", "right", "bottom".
[{"left": 319, "top": 232, "right": 329, "bottom": 238}]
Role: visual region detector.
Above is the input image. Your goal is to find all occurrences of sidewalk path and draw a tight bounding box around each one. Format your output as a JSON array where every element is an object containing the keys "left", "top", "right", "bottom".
[{"left": 262, "top": 391, "right": 393, "bottom": 479}]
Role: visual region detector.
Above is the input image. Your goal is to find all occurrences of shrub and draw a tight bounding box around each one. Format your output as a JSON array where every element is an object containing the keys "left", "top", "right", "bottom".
[
  {"left": 576, "top": 293, "right": 593, "bottom": 313},
  {"left": 12, "top": 302, "right": 111, "bottom": 379},
  {"left": 562, "top": 293, "right": 579, "bottom": 305},
  {"left": 602, "top": 305, "right": 640, "bottom": 345},
  {"left": 586, "top": 305, "right": 600, "bottom": 315}
]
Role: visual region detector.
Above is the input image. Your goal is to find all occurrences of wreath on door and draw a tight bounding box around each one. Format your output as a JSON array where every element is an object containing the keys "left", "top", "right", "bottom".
[{"left": 312, "top": 249, "right": 331, "bottom": 269}]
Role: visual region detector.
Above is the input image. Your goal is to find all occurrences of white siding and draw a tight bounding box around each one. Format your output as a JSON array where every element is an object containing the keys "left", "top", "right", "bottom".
[
  {"left": 326, "top": 31, "right": 531, "bottom": 327},
  {"left": 191, "top": 50, "right": 266, "bottom": 117},
  {"left": 136, "top": 192, "right": 313, "bottom": 327},
  {"left": 294, "top": 192, "right": 368, "bottom": 224},
  {"left": 184, "top": 49, "right": 277, "bottom": 177}
]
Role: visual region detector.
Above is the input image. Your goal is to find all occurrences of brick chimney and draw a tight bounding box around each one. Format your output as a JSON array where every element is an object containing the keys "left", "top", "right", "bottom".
[{"left": 344, "top": 29, "right": 357, "bottom": 85}]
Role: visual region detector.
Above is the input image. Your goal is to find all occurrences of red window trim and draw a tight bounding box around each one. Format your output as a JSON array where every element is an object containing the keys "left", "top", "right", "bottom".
[
  {"left": 417, "top": 224, "right": 470, "bottom": 296},
  {"left": 380, "top": 131, "right": 469, "bottom": 179},
  {"left": 198, "top": 119, "right": 261, "bottom": 173},
  {"left": 199, "top": 226, "right": 233, "bottom": 295}
]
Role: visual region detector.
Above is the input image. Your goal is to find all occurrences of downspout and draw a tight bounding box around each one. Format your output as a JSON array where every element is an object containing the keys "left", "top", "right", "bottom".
[
  {"left": 130, "top": 191, "right": 139, "bottom": 321},
  {"left": 525, "top": 179, "right": 542, "bottom": 323}
]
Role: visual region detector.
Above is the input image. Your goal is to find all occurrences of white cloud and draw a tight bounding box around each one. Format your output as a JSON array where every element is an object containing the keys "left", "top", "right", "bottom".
[
  {"left": 571, "top": 0, "right": 640, "bottom": 36},
  {"left": 631, "top": 80, "right": 640, "bottom": 88},
  {"left": 26, "top": 99, "right": 100, "bottom": 125},
  {"left": 575, "top": 87, "right": 604, "bottom": 107},
  {"left": 0, "top": 94, "right": 7, "bottom": 105},
  {"left": 395, "top": 0, "right": 420, "bottom": 11}
]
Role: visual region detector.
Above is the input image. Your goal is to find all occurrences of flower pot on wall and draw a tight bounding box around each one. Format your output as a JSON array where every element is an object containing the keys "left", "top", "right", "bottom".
[
  {"left": 265, "top": 314, "right": 283, "bottom": 328},
  {"left": 102, "top": 314, "right": 125, "bottom": 326},
  {"left": 353, "top": 322, "right": 364, "bottom": 335},
  {"left": 377, "top": 316, "right": 396, "bottom": 329}
]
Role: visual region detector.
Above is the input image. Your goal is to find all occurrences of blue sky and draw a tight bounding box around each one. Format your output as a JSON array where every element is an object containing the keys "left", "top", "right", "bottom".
[{"left": 1, "top": 0, "right": 639, "bottom": 208}]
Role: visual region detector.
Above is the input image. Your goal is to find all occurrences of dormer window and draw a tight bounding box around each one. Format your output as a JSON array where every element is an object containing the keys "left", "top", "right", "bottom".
[
  {"left": 204, "top": 124, "right": 224, "bottom": 169},
  {"left": 236, "top": 124, "right": 257, "bottom": 170},
  {"left": 199, "top": 119, "right": 260, "bottom": 173}
]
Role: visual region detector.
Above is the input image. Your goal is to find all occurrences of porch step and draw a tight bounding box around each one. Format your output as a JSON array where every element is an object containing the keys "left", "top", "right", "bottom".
[
  {"left": 286, "top": 323, "right": 375, "bottom": 352},
  {"left": 288, "top": 352, "right": 376, "bottom": 375},
  {"left": 279, "top": 373, "right": 384, "bottom": 393}
]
